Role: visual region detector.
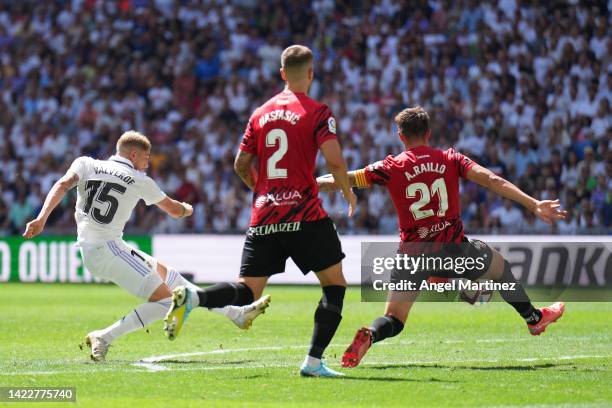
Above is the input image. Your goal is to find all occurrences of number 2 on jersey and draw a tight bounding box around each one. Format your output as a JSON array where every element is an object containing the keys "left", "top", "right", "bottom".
[
  {"left": 266, "top": 129, "right": 288, "bottom": 179},
  {"left": 406, "top": 177, "right": 449, "bottom": 220},
  {"left": 83, "top": 180, "right": 126, "bottom": 224}
]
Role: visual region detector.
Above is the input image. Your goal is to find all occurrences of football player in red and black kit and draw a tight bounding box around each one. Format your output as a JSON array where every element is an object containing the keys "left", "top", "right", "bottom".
[
  {"left": 166, "top": 45, "right": 357, "bottom": 377},
  {"left": 317, "top": 106, "right": 568, "bottom": 368}
]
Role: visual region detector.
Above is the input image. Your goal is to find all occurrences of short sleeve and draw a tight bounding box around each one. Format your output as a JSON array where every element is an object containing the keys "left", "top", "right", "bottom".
[
  {"left": 448, "top": 148, "right": 476, "bottom": 178},
  {"left": 364, "top": 155, "right": 395, "bottom": 186},
  {"left": 239, "top": 116, "right": 257, "bottom": 154},
  {"left": 67, "top": 156, "right": 92, "bottom": 179},
  {"left": 313, "top": 104, "right": 338, "bottom": 147},
  {"left": 141, "top": 176, "right": 167, "bottom": 206}
]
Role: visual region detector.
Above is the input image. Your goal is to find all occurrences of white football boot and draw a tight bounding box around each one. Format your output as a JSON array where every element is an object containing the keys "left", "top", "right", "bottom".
[
  {"left": 81, "top": 332, "right": 110, "bottom": 362},
  {"left": 230, "top": 295, "right": 271, "bottom": 330}
]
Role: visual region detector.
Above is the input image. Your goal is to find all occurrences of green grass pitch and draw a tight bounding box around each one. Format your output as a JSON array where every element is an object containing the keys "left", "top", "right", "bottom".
[{"left": 1, "top": 283, "right": 610, "bottom": 407}]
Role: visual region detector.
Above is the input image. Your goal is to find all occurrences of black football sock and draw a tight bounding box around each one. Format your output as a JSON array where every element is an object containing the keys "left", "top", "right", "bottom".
[
  {"left": 195, "top": 282, "right": 254, "bottom": 308},
  {"left": 497, "top": 261, "right": 541, "bottom": 324},
  {"left": 308, "top": 285, "right": 346, "bottom": 359},
  {"left": 369, "top": 315, "right": 404, "bottom": 343}
]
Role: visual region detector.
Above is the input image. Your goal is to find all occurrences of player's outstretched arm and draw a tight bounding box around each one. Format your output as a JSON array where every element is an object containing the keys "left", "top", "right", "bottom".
[
  {"left": 319, "top": 139, "right": 357, "bottom": 216},
  {"left": 317, "top": 169, "right": 371, "bottom": 192},
  {"left": 156, "top": 197, "right": 193, "bottom": 219},
  {"left": 466, "top": 164, "right": 568, "bottom": 224},
  {"left": 234, "top": 150, "right": 257, "bottom": 190},
  {"left": 23, "top": 172, "right": 79, "bottom": 238}
]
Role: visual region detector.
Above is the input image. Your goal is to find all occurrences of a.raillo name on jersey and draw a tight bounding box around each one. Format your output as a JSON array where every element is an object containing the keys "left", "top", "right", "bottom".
[
  {"left": 258, "top": 109, "right": 301, "bottom": 127},
  {"left": 404, "top": 162, "right": 446, "bottom": 181},
  {"left": 93, "top": 165, "right": 136, "bottom": 185}
]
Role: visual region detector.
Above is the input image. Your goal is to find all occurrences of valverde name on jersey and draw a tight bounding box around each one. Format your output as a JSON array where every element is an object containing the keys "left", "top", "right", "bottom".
[{"left": 92, "top": 165, "right": 136, "bottom": 185}]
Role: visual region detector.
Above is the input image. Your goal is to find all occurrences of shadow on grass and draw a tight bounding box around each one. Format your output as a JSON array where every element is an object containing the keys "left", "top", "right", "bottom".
[
  {"left": 340, "top": 375, "right": 457, "bottom": 383},
  {"left": 232, "top": 374, "right": 267, "bottom": 380},
  {"left": 367, "top": 362, "right": 575, "bottom": 371}
]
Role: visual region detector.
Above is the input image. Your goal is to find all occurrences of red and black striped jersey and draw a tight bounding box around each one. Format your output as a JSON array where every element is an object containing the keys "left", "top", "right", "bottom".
[
  {"left": 239, "top": 90, "right": 337, "bottom": 226},
  {"left": 362, "top": 145, "right": 476, "bottom": 243}
]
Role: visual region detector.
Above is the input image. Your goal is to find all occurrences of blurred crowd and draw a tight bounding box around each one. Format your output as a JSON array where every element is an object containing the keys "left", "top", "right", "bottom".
[{"left": 0, "top": 0, "right": 610, "bottom": 237}]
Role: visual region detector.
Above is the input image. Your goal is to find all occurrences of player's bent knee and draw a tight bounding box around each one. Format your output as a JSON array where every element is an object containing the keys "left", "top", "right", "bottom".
[
  {"left": 148, "top": 282, "right": 172, "bottom": 302},
  {"left": 315, "top": 262, "right": 347, "bottom": 287},
  {"left": 480, "top": 250, "right": 505, "bottom": 281},
  {"left": 156, "top": 261, "right": 168, "bottom": 281}
]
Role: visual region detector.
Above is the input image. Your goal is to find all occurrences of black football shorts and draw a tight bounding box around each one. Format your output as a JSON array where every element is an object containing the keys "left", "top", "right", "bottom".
[{"left": 240, "top": 217, "right": 345, "bottom": 277}]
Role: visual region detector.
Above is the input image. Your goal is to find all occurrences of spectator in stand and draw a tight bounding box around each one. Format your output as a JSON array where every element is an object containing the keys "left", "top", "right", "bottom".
[
  {"left": 0, "top": 1, "right": 608, "bottom": 236},
  {"left": 491, "top": 199, "right": 526, "bottom": 234}
]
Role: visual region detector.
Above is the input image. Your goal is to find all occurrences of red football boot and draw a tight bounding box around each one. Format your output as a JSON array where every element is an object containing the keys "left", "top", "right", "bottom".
[
  {"left": 528, "top": 302, "right": 565, "bottom": 336},
  {"left": 341, "top": 327, "right": 373, "bottom": 368}
]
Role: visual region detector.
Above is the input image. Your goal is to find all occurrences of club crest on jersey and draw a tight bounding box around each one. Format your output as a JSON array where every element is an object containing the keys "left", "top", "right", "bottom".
[
  {"left": 254, "top": 190, "right": 303, "bottom": 208},
  {"left": 328, "top": 117, "right": 336, "bottom": 134}
]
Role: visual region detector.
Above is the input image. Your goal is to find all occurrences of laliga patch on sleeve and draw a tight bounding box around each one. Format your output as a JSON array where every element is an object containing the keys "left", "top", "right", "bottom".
[{"left": 328, "top": 117, "right": 336, "bottom": 134}]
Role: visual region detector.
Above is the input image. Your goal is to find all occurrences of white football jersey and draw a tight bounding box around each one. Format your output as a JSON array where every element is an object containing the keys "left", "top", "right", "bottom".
[{"left": 68, "top": 155, "right": 166, "bottom": 243}]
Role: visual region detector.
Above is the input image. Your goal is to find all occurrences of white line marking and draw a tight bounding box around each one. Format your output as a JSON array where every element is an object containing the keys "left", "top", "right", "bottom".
[
  {"left": 140, "top": 345, "right": 307, "bottom": 363},
  {"left": 2, "top": 353, "right": 609, "bottom": 376},
  {"left": 135, "top": 341, "right": 611, "bottom": 372},
  {"left": 3, "top": 337, "right": 610, "bottom": 376},
  {"left": 131, "top": 362, "right": 169, "bottom": 372}
]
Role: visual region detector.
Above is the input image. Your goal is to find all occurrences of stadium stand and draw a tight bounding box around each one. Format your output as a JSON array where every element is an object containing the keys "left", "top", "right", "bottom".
[{"left": 0, "top": 0, "right": 609, "bottom": 236}]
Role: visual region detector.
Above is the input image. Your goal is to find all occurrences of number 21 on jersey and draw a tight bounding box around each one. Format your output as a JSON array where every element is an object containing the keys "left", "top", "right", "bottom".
[{"left": 406, "top": 177, "right": 449, "bottom": 220}]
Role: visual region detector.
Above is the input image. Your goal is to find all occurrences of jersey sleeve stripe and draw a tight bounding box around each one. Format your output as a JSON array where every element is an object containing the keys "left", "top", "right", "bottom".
[{"left": 371, "top": 168, "right": 391, "bottom": 182}]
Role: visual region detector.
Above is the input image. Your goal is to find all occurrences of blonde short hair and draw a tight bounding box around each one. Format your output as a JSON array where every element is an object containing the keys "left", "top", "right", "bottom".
[
  {"left": 281, "top": 45, "right": 313, "bottom": 70},
  {"left": 116, "top": 131, "right": 151, "bottom": 152}
]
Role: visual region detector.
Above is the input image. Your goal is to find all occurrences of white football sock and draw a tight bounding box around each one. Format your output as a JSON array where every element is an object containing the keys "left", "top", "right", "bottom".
[
  {"left": 97, "top": 297, "right": 172, "bottom": 344},
  {"left": 164, "top": 268, "right": 242, "bottom": 320},
  {"left": 304, "top": 355, "right": 321, "bottom": 368}
]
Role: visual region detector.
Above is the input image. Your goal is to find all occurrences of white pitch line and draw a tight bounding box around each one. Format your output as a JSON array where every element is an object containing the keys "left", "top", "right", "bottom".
[
  {"left": 3, "top": 354, "right": 609, "bottom": 376},
  {"left": 133, "top": 340, "right": 612, "bottom": 373},
  {"left": 131, "top": 362, "right": 169, "bottom": 372},
  {"left": 139, "top": 335, "right": 603, "bottom": 364},
  {"left": 3, "top": 336, "right": 610, "bottom": 376},
  {"left": 2, "top": 354, "right": 609, "bottom": 376},
  {"left": 140, "top": 345, "right": 308, "bottom": 363}
]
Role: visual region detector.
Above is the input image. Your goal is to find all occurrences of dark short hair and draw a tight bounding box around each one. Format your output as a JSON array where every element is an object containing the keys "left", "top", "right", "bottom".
[
  {"left": 394, "top": 106, "right": 430, "bottom": 139},
  {"left": 281, "top": 45, "right": 313, "bottom": 70}
]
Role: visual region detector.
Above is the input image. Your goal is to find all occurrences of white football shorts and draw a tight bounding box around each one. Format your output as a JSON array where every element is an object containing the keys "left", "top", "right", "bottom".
[{"left": 80, "top": 239, "right": 163, "bottom": 300}]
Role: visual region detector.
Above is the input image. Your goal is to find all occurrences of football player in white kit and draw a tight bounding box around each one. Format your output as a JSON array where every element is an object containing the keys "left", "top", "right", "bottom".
[{"left": 23, "top": 131, "right": 270, "bottom": 361}]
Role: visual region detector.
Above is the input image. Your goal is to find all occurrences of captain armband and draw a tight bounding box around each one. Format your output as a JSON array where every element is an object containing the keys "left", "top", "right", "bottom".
[{"left": 354, "top": 169, "right": 370, "bottom": 188}]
